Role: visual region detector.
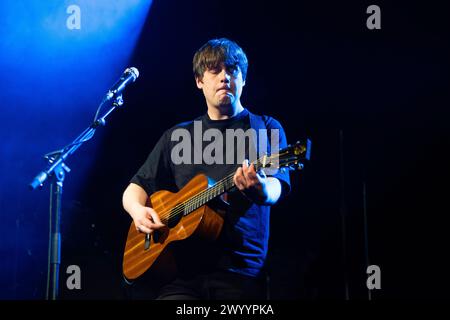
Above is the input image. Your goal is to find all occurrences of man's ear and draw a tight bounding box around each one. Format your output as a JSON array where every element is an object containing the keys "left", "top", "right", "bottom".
[{"left": 195, "top": 77, "right": 203, "bottom": 89}]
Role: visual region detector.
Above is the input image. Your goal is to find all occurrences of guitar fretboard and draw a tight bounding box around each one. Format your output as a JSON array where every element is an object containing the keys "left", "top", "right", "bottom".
[
  {"left": 181, "top": 159, "right": 266, "bottom": 216},
  {"left": 182, "top": 173, "right": 235, "bottom": 215}
]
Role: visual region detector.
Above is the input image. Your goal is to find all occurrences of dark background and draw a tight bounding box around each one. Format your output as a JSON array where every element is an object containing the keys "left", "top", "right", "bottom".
[{"left": 2, "top": 0, "right": 450, "bottom": 299}]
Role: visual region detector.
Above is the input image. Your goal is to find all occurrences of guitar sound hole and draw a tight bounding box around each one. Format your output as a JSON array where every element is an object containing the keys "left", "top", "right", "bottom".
[{"left": 167, "top": 204, "right": 184, "bottom": 228}]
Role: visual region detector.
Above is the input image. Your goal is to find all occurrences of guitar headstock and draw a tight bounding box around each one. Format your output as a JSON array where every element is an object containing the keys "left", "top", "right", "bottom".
[{"left": 257, "top": 139, "right": 311, "bottom": 171}]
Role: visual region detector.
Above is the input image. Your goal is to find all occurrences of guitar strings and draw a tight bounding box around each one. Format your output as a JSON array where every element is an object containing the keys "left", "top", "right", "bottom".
[
  {"left": 156, "top": 156, "right": 265, "bottom": 222},
  {"left": 161, "top": 148, "right": 294, "bottom": 221},
  {"left": 154, "top": 145, "right": 294, "bottom": 223},
  {"left": 158, "top": 165, "right": 245, "bottom": 221},
  {"left": 172, "top": 147, "right": 296, "bottom": 220}
]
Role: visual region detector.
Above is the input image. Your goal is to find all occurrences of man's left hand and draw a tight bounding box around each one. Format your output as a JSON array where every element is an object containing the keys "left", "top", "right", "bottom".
[{"left": 233, "top": 159, "right": 268, "bottom": 204}]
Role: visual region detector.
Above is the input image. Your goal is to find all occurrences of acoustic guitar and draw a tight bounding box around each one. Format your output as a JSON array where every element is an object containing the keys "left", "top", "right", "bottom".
[{"left": 123, "top": 140, "right": 311, "bottom": 280}]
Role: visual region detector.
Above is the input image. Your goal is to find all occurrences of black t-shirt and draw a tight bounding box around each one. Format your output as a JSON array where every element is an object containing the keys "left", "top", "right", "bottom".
[{"left": 131, "top": 108, "right": 291, "bottom": 277}]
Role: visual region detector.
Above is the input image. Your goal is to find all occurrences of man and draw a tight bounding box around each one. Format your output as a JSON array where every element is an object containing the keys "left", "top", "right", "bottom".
[{"left": 122, "top": 38, "right": 291, "bottom": 299}]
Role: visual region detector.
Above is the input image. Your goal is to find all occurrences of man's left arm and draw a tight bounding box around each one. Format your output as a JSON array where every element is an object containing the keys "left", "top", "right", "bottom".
[{"left": 233, "top": 159, "right": 282, "bottom": 205}]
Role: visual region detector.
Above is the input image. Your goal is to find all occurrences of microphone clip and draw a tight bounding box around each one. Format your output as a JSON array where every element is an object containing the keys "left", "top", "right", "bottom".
[{"left": 112, "top": 94, "right": 124, "bottom": 108}]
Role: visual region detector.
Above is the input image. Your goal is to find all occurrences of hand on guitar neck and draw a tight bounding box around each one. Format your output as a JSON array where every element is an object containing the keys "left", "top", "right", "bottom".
[
  {"left": 122, "top": 140, "right": 311, "bottom": 280},
  {"left": 233, "top": 159, "right": 282, "bottom": 205},
  {"left": 124, "top": 158, "right": 281, "bottom": 236}
]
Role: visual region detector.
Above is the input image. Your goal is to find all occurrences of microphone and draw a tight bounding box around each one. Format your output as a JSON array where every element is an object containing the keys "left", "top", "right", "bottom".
[{"left": 105, "top": 67, "right": 139, "bottom": 101}]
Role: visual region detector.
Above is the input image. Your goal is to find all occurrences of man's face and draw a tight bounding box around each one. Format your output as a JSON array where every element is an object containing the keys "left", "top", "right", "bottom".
[{"left": 196, "top": 63, "right": 245, "bottom": 109}]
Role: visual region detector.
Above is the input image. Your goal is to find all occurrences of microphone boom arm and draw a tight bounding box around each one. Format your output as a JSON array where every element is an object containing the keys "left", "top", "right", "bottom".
[
  {"left": 29, "top": 94, "right": 123, "bottom": 190},
  {"left": 28, "top": 66, "right": 137, "bottom": 300}
]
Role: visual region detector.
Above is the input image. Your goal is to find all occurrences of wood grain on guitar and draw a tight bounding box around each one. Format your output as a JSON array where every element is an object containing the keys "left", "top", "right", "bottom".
[{"left": 122, "top": 139, "right": 311, "bottom": 280}]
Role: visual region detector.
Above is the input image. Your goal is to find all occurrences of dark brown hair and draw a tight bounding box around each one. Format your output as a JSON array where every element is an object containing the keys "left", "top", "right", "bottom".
[{"left": 193, "top": 38, "right": 248, "bottom": 81}]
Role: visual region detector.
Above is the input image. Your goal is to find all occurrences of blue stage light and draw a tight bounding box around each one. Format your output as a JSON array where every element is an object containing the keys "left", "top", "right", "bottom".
[{"left": 0, "top": 0, "right": 153, "bottom": 299}]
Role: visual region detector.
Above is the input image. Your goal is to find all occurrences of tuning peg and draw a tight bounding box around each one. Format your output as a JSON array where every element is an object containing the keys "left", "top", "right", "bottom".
[{"left": 290, "top": 162, "right": 304, "bottom": 170}]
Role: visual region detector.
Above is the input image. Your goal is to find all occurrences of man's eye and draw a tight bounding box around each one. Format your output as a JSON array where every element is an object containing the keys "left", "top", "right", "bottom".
[{"left": 228, "top": 66, "right": 238, "bottom": 74}]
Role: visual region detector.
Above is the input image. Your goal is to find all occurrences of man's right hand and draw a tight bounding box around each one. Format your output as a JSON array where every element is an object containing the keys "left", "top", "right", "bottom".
[{"left": 129, "top": 203, "right": 165, "bottom": 234}]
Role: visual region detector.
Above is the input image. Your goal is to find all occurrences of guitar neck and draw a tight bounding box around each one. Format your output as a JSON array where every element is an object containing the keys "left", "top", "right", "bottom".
[
  {"left": 184, "top": 159, "right": 263, "bottom": 215},
  {"left": 183, "top": 172, "right": 235, "bottom": 215}
]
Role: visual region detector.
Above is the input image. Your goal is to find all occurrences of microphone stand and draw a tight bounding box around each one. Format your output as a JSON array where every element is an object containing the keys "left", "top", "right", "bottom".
[{"left": 29, "top": 94, "right": 124, "bottom": 300}]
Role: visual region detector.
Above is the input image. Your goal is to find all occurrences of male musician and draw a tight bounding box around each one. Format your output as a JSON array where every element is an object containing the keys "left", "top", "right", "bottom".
[{"left": 123, "top": 38, "right": 291, "bottom": 299}]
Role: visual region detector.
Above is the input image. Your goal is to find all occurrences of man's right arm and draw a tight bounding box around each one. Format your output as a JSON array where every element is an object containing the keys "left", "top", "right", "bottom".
[{"left": 122, "top": 183, "right": 164, "bottom": 234}]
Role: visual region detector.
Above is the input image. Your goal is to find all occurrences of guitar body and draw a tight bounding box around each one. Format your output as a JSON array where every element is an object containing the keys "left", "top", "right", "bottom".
[
  {"left": 123, "top": 174, "right": 225, "bottom": 280},
  {"left": 122, "top": 139, "right": 311, "bottom": 282}
]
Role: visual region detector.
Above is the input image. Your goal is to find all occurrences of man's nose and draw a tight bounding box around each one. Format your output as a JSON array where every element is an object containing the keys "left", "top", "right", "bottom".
[{"left": 219, "top": 68, "right": 231, "bottom": 83}]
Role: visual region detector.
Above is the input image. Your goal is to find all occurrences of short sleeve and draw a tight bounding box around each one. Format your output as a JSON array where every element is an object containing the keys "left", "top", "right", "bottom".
[
  {"left": 264, "top": 116, "right": 291, "bottom": 199},
  {"left": 130, "top": 131, "right": 176, "bottom": 196}
]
